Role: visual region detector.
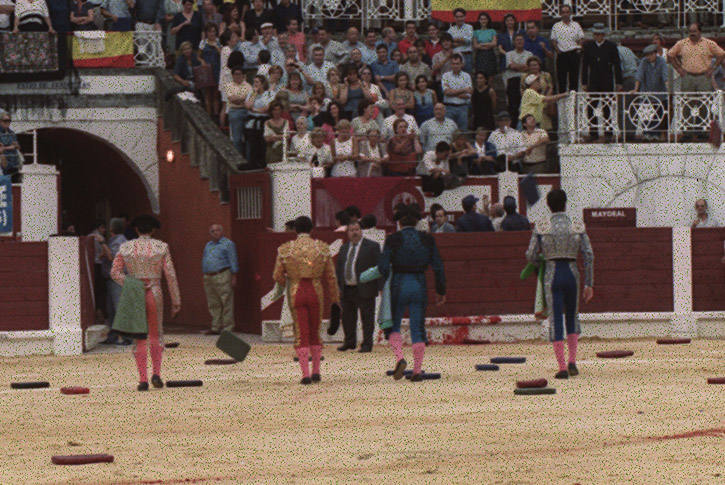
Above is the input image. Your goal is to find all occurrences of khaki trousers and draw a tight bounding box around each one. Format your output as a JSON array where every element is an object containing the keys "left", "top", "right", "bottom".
[{"left": 203, "top": 270, "right": 234, "bottom": 332}]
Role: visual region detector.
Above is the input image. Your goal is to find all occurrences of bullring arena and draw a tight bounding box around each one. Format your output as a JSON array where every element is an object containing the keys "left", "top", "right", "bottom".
[{"left": 1, "top": 337, "right": 722, "bottom": 484}]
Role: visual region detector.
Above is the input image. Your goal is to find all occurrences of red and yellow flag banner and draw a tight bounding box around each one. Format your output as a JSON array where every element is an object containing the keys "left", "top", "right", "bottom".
[
  {"left": 432, "top": 0, "right": 542, "bottom": 23},
  {"left": 72, "top": 32, "right": 135, "bottom": 68}
]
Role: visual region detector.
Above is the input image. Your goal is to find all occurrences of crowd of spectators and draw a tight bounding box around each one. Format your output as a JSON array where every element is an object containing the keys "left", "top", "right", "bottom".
[
  {"left": 3, "top": 1, "right": 725, "bottom": 174},
  {"left": 329, "top": 195, "right": 531, "bottom": 239}
]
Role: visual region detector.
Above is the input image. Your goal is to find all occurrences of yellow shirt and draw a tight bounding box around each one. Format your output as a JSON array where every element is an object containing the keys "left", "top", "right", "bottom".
[
  {"left": 669, "top": 37, "right": 725, "bottom": 74},
  {"left": 519, "top": 88, "right": 546, "bottom": 127}
]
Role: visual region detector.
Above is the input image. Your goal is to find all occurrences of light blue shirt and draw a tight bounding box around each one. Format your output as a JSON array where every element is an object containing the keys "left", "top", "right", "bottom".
[
  {"left": 202, "top": 237, "right": 239, "bottom": 274},
  {"left": 360, "top": 45, "right": 378, "bottom": 65},
  {"left": 617, "top": 45, "right": 640, "bottom": 79},
  {"left": 102, "top": 0, "right": 132, "bottom": 18}
]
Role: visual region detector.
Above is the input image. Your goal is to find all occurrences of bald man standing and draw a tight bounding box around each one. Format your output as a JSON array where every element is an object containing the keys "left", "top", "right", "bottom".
[{"left": 202, "top": 224, "right": 239, "bottom": 334}]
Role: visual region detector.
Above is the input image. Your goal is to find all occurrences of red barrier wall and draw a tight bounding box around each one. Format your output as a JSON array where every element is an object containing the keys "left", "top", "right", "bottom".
[
  {"left": 0, "top": 241, "right": 49, "bottom": 331},
  {"left": 691, "top": 228, "right": 725, "bottom": 311},
  {"left": 246, "top": 227, "right": 674, "bottom": 334},
  {"left": 157, "top": 120, "right": 233, "bottom": 330}
]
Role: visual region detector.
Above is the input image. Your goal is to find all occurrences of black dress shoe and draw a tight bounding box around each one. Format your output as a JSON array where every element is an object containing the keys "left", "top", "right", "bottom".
[
  {"left": 358, "top": 346, "right": 372, "bottom": 353},
  {"left": 393, "top": 359, "right": 407, "bottom": 380},
  {"left": 568, "top": 363, "right": 579, "bottom": 376},
  {"left": 300, "top": 377, "right": 312, "bottom": 385},
  {"left": 137, "top": 382, "right": 149, "bottom": 391},
  {"left": 555, "top": 370, "right": 569, "bottom": 379},
  {"left": 101, "top": 337, "right": 119, "bottom": 345},
  {"left": 409, "top": 373, "right": 423, "bottom": 382},
  {"left": 337, "top": 344, "right": 355, "bottom": 351},
  {"left": 311, "top": 373, "right": 321, "bottom": 383},
  {"left": 151, "top": 375, "right": 164, "bottom": 388}
]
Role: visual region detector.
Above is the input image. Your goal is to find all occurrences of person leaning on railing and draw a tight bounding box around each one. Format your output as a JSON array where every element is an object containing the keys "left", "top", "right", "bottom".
[{"left": 386, "top": 118, "right": 421, "bottom": 176}]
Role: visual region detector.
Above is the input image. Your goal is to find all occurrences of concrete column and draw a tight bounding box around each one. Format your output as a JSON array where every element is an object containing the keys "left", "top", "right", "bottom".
[
  {"left": 497, "top": 170, "right": 519, "bottom": 203},
  {"left": 21, "top": 163, "right": 59, "bottom": 241},
  {"left": 48, "top": 236, "right": 83, "bottom": 355},
  {"left": 268, "top": 162, "right": 312, "bottom": 232},
  {"left": 671, "top": 227, "right": 696, "bottom": 336}
]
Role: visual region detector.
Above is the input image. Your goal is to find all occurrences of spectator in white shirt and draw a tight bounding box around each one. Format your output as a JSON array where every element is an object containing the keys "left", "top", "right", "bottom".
[
  {"left": 302, "top": 128, "right": 333, "bottom": 177},
  {"left": 383, "top": 97, "right": 419, "bottom": 139},
  {"left": 441, "top": 54, "right": 473, "bottom": 130},
  {"left": 419, "top": 102, "right": 458, "bottom": 152},
  {"left": 448, "top": 7, "right": 474, "bottom": 72},
  {"left": 303, "top": 46, "right": 335, "bottom": 86},
  {"left": 420, "top": 141, "right": 462, "bottom": 196},
  {"left": 550, "top": 4, "right": 584, "bottom": 93},
  {"left": 291, "top": 116, "right": 311, "bottom": 156},
  {"left": 521, "top": 113, "right": 550, "bottom": 174},
  {"left": 692, "top": 198, "right": 720, "bottom": 228},
  {"left": 504, "top": 33, "right": 533, "bottom": 121},
  {"left": 488, "top": 111, "right": 525, "bottom": 171}
]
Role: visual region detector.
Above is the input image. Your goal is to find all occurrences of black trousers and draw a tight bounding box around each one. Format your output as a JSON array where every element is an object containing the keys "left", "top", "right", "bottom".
[
  {"left": 506, "top": 77, "right": 522, "bottom": 121},
  {"left": 341, "top": 285, "right": 376, "bottom": 348},
  {"left": 556, "top": 50, "right": 580, "bottom": 93}
]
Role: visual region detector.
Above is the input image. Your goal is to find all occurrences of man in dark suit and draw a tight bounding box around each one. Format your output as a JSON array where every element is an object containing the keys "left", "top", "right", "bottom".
[
  {"left": 335, "top": 220, "right": 382, "bottom": 352},
  {"left": 581, "top": 23, "right": 622, "bottom": 141},
  {"left": 455, "top": 195, "right": 495, "bottom": 232}
]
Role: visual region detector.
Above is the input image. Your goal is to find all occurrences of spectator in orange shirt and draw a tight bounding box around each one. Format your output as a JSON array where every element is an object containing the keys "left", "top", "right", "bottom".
[{"left": 668, "top": 22, "right": 725, "bottom": 92}]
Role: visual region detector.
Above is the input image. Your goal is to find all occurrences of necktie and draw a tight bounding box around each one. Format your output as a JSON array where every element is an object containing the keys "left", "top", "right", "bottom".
[{"left": 345, "top": 243, "right": 356, "bottom": 283}]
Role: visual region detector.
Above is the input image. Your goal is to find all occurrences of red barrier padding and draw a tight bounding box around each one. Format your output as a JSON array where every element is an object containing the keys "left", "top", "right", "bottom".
[
  {"left": 165, "top": 342, "right": 180, "bottom": 348},
  {"left": 204, "top": 359, "right": 237, "bottom": 365},
  {"left": 707, "top": 377, "right": 725, "bottom": 384},
  {"left": 60, "top": 387, "right": 89, "bottom": 395},
  {"left": 426, "top": 315, "right": 502, "bottom": 327},
  {"left": 52, "top": 454, "right": 114, "bottom": 465},
  {"left": 516, "top": 378, "right": 548, "bottom": 389},
  {"left": 596, "top": 350, "right": 634, "bottom": 358},
  {"left": 656, "top": 338, "right": 691, "bottom": 345}
]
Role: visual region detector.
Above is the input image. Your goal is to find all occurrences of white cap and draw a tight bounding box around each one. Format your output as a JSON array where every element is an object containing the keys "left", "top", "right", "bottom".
[
  {"left": 260, "top": 22, "right": 274, "bottom": 29},
  {"left": 524, "top": 74, "right": 539, "bottom": 86}
]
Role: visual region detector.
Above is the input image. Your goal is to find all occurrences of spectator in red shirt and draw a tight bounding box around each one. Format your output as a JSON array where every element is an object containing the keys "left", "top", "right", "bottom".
[
  {"left": 425, "top": 23, "right": 443, "bottom": 60},
  {"left": 398, "top": 20, "right": 418, "bottom": 57}
]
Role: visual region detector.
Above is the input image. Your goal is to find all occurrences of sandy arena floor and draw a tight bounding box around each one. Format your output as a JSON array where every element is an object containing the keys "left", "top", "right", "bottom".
[{"left": 0, "top": 336, "right": 723, "bottom": 485}]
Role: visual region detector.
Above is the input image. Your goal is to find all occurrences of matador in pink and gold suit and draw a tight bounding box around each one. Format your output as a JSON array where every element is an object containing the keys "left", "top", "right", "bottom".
[{"left": 111, "top": 227, "right": 181, "bottom": 389}]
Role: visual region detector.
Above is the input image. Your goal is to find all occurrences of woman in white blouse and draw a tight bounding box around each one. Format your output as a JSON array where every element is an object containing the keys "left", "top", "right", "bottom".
[
  {"left": 291, "top": 116, "right": 311, "bottom": 156},
  {"left": 356, "top": 127, "right": 387, "bottom": 177},
  {"left": 329, "top": 119, "right": 356, "bottom": 177},
  {"left": 13, "top": 0, "right": 55, "bottom": 32}
]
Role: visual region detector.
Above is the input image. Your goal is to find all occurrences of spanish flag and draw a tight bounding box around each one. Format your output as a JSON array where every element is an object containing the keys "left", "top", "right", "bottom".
[
  {"left": 72, "top": 32, "right": 135, "bottom": 68},
  {"left": 432, "top": 0, "right": 541, "bottom": 23}
]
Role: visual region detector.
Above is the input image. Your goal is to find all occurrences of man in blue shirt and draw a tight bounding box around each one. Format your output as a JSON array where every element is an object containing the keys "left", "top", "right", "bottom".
[
  {"left": 202, "top": 224, "right": 239, "bottom": 334},
  {"left": 523, "top": 21, "right": 553, "bottom": 64},
  {"left": 455, "top": 194, "right": 494, "bottom": 232},
  {"left": 371, "top": 44, "right": 399, "bottom": 95}
]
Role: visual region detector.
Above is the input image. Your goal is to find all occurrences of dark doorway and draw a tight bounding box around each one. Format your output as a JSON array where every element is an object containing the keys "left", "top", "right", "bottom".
[{"left": 28, "top": 128, "right": 152, "bottom": 234}]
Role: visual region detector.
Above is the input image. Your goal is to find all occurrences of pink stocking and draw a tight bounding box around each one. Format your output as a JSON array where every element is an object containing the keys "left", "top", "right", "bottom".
[
  {"left": 150, "top": 340, "right": 163, "bottom": 376},
  {"left": 553, "top": 341, "right": 566, "bottom": 371},
  {"left": 567, "top": 333, "right": 579, "bottom": 364},
  {"left": 134, "top": 340, "right": 148, "bottom": 382},
  {"left": 389, "top": 332, "right": 404, "bottom": 362},
  {"left": 295, "top": 347, "right": 310, "bottom": 378},
  {"left": 412, "top": 342, "right": 425, "bottom": 374},
  {"left": 310, "top": 345, "right": 322, "bottom": 375}
]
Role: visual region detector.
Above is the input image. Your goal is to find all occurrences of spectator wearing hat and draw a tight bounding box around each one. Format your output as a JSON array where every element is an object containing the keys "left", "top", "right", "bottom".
[
  {"left": 582, "top": 23, "right": 622, "bottom": 93},
  {"left": 441, "top": 53, "right": 473, "bottom": 130},
  {"left": 501, "top": 196, "right": 530, "bottom": 231},
  {"left": 243, "top": 0, "right": 275, "bottom": 36},
  {"left": 550, "top": 4, "right": 584, "bottom": 93},
  {"left": 488, "top": 111, "right": 524, "bottom": 171},
  {"left": 634, "top": 44, "right": 669, "bottom": 94},
  {"left": 504, "top": 33, "right": 533, "bottom": 121},
  {"left": 519, "top": 74, "right": 568, "bottom": 132},
  {"left": 582, "top": 23, "right": 622, "bottom": 141},
  {"left": 668, "top": 22, "right": 725, "bottom": 93},
  {"left": 456, "top": 195, "right": 494, "bottom": 232}
]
